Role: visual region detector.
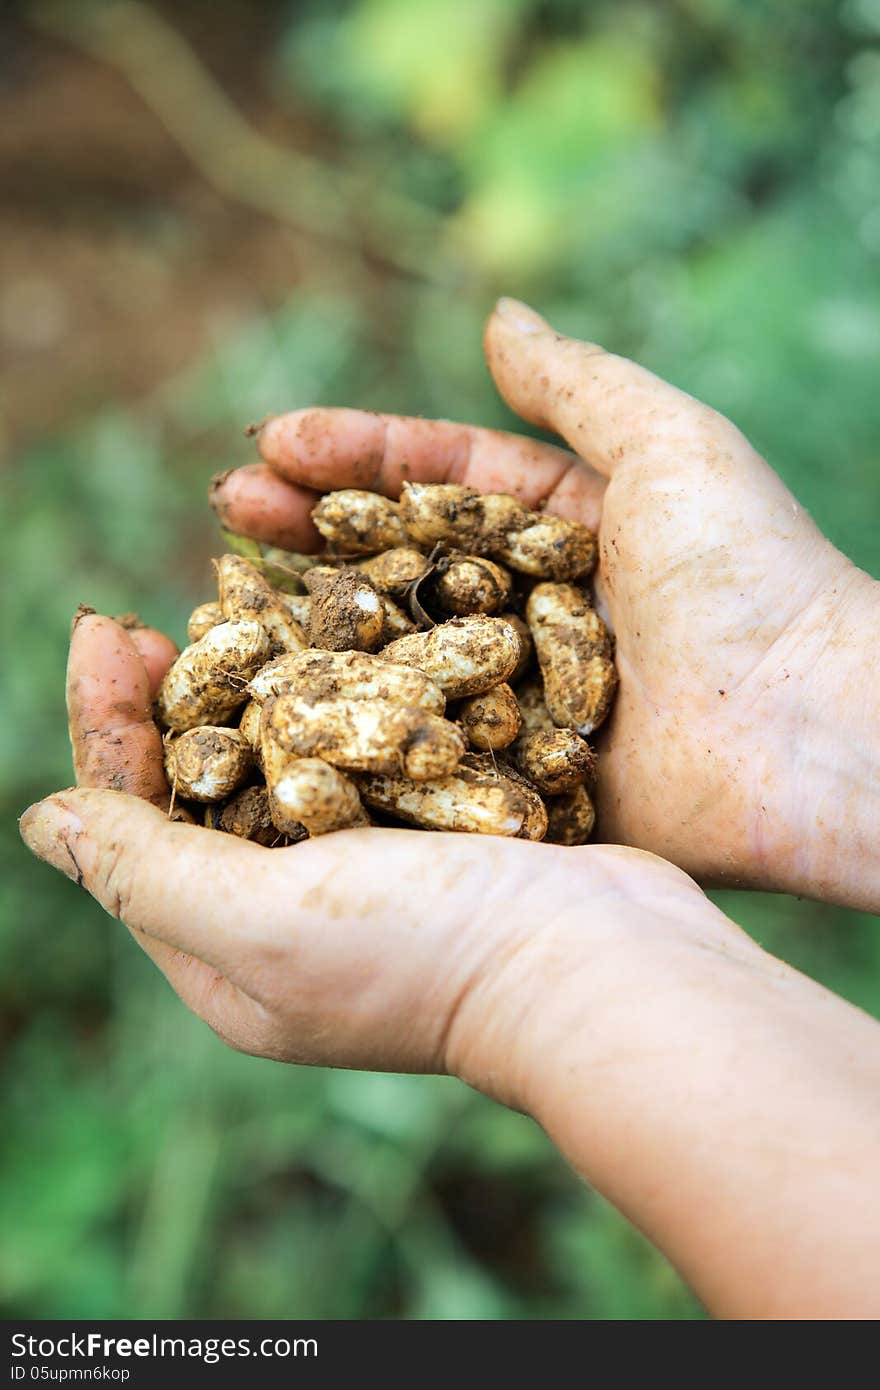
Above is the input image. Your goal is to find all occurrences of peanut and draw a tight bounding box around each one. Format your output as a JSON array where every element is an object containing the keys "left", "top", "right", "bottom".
[
  {"left": 157, "top": 619, "right": 271, "bottom": 732},
  {"left": 544, "top": 784, "right": 596, "bottom": 846},
  {"left": 511, "top": 728, "right": 596, "bottom": 795},
  {"left": 262, "top": 743, "right": 366, "bottom": 836},
  {"left": 381, "top": 615, "right": 520, "bottom": 698},
  {"left": 238, "top": 699, "right": 263, "bottom": 760},
  {"left": 399, "top": 482, "right": 596, "bottom": 581},
  {"left": 164, "top": 726, "right": 252, "bottom": 802},
  {"left": 187, "top": 601, "right": 223, "bottom": 643},
  {"left": 145, "top": 478, "right": 617, "bottom": 846},
  {"left": 433, "top": 554, "right": 512, "bottom": 616},
  {"left": 457, "top": 683, "right": 521, "bottom": 751},
  {"left": 304, "top": 566, "right": 385, "bottom": 652},
  {"left": 264, "top": 693, "right": 465, "bottom": 779},
  {"left": 247, "top": 649, "right": 445, "bottom": 715},
  {"left": 526, "top": 583, "right": 616, "bottom": 735},
  {"left": 312, "top": 490, "right": 410, "bottom": 554},
  {"left": 502, "top": 611, "right": 534, "bottom": 683},
  {"left": 215, "top": 554, "right": 308, "bottom": 654},
  {"left": 207, "top": 784, "right": 301, "bottom": 845},
  {"left": 357, "top": 757, "right": 547, "bottom": 840},
  {"left": 356, "top": 547, "right": 426, "bottom": 597}
]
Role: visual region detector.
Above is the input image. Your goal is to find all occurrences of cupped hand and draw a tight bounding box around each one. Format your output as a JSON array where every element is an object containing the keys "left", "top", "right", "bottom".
[
  {"left": 211, "top": 297, "right": 880, "bottom": 906},
  {"left": 19, "top": 609, "right": 740, "bottom": 1098},
  {"left": 19, "top": 493, "right": 880, "bottom": 1320},
  {"left": 17, "top": 293, "right": 880, "bottom": 1084}
]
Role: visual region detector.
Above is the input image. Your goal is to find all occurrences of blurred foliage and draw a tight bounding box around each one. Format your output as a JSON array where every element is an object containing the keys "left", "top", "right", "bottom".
[{"left": 2, "top": 0, "right": 880, "bottom": 1320}]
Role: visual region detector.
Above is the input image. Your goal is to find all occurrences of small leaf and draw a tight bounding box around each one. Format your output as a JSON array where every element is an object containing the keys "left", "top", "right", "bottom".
[
  {"left": 218, "top": 531, "right": 309, "bottom": 592},
  {"left": 220, "top": 529, "right": 262, "bottom": 560}
]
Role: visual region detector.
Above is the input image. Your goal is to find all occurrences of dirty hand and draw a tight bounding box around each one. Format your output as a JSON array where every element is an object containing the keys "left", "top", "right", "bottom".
[
  {"left": 19, "top": 612, "right": 880, "bottom": 1319},
  {"left": 211, "top": 298, "right": 880, "bottom": 910},
  {"left": 19, "top": 606, "right": 734, "bottom": 1086}
]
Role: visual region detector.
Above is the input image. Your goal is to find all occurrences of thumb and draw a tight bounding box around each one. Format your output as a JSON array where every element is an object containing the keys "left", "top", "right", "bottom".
[
  {"left": 484, "top": 297, "right": 754, "bottom": 480},
  {"left": 17, "top": 786, "right": 543, "bottom": 1079},
  {"left": 19, "top": 787, "right": 287, "bottom": 1054},
  {"left": 19, "top": 788, "right": 267, "bottom": 987}
]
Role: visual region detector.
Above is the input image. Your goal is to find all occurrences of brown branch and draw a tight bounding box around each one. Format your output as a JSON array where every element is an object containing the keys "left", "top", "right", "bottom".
[{"left": 29, "top": 0, "right": 457, "bottom": 281}]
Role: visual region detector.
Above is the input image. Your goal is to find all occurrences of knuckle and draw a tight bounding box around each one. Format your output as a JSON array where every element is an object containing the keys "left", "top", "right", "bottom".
[
  {"left": 92, "top": 837, "right": 137, "bottom": 921},
  {"left": 543, "top": 456, "right": 581, "bottom": 512}
]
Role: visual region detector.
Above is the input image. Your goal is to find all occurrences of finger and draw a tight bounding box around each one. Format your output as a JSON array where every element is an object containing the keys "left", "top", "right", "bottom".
[
  {"left": 253, "top": 407, "right": 607, "bottom": 529},
  {"left": 209, "top": 461, "right": 322, "bottom": 551},
  {"left": 111, "top": 615, "right": 178, "bottom": 699},
  {"left": 19, "top": 789, "right": 272, "bottom": 985},
  {"left": 126, "top": 627, "right": 178, "bottom": 699},
  {"left": 127, "top": 926, "right": 273, "bottom": 1057},
  {"left": 67, "top": 610, "right": 167, "bottom": 805},
  {"left": 484, "top": 297, "right": 761, "bottom": 481}
]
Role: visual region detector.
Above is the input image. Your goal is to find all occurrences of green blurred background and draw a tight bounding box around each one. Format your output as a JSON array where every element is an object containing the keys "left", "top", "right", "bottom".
[{"left": 2, "top": 0, "right": 880, "bottom": 1320}]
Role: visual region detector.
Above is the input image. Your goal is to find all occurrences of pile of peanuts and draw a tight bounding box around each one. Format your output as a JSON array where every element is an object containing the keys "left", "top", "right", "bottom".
[{"left": 157, "top": 483, "right": 617, "bottom": 845}]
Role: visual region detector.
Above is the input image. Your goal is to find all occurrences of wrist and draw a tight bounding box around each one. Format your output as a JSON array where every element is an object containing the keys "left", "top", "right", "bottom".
[
  {"left": 506, "top": 871, "right": 880, "bottom": 1319},
  {"left": 444, "top": 846, "right": 733, "bottom": 1113}
]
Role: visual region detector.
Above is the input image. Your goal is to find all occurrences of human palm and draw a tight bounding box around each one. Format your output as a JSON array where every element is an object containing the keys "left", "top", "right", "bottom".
[{"left": 578, "top": 373, "right": 857, "bottom": 881}]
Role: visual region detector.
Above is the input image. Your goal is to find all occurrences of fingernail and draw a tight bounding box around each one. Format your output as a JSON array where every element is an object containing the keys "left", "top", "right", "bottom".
[
  {"left": 244, "top": 415, "right": 271, "bottom": 438},
  {"left": 209, "top": 468, "right": 232, "bottom": 496},
  {"left": 19, "top": 798, "right": 86, "bottom": 883},
  {"left": 208, "top": 469, "right": 233, "bottom": 518},
  {"left": 254, "top": 414, "right": 286, "bottom": 463},
  {"left": 71, "top": 603, "right": 97, "bottom": 636},
  {"left": 495, "top": 297, "right": 548, "bottom": 335},
  {"left": 112, "top": 612, "right": 144, "bottom": 630}
]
